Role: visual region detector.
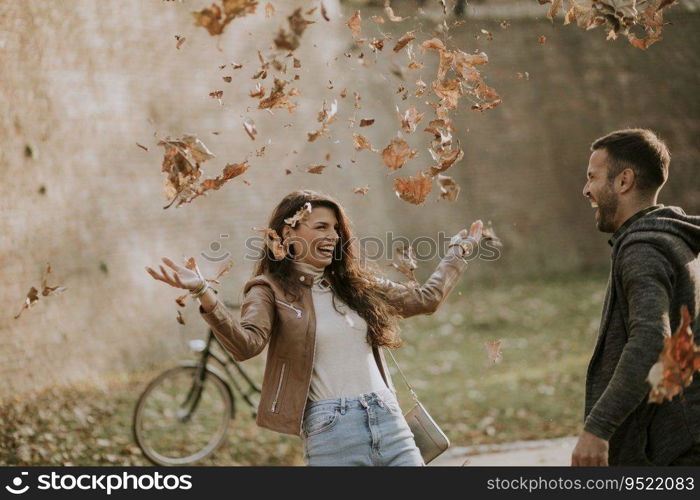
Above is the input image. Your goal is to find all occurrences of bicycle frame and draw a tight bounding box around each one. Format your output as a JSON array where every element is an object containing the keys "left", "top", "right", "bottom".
[{"left": 186, "top": 328, "right": 262, "bottom": 419}]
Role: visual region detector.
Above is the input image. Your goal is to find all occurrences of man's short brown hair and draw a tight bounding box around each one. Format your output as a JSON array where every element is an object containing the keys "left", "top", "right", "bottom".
[{"left": 591, "top": 128, "right": 670, "bottom": 194}]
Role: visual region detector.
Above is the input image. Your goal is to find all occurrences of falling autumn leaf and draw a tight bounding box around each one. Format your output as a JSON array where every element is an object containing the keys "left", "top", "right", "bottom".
[
  {"left": 208, "top": 257, "right": 236, "bottom": 285},
  {"left": 192, "top": 0, "right": 258, "bottom": 36},
  {"left": 136, "top": 143, "right": 148, "bottom": 151},
  {"left": 485, "top": 340, "right": 503, "bottom": 363},
  {"left": 482, "top": 222, "right": 503, "bottom": 248},
  {"left": 353, "top": 133, "right": 377, "bottom": 152},
  {"left": 158, "top": 135, "right": 214, "bottom": 209},
  {"left": 178, "top": 161, "right": 250, "bottom": 206},
  {"left": 537, "top": 35, "right": 547, "bottom": 44},
  {"left": 243, "top": 117, "right": 257, "bottom": 140},
  {"left": 381, "top": 137, "right": 417, "bottom": 171},
  {"left": 321, "top": 1, "right": 330, "bottom": 21},
  {"left": 353, "top": 185, "right": 369, "bottom": 195},
  {"left": 176, "top": 310, "right": 185, "bottom": 325},
  {"left": 393, "top": 31, "right": 415, "bottom": 53},
  {"left": 437, "top": 174, "right": 460, "bottom": 201},
  {"left": 305, "top": 164, "right": 327, "bottom": 174},
  {"left": 384, "top": 0, "right": 403, "bottom": 21},
  {"left": 397, "top": 105, "right": 425, "bottom": 133},
  {"left": 359, "top": 118, "right": 375, "bottom": 127},
  {"left": 14, "top": 263, "right": 67, "bottom": 319},
  {"left": 175, "top": 35, "right": 186, "bottom": 49},
  {"left": 265, "top": 1, "right": 275, "bottom": 17},
  {"left": 647, "top": 305, "right": 700, "bottom": 403},
  {"left": 347, "top": 10, "right": 362, "bottom": 39},
  {"left": 394, "top": 171, "right": 432, "bottom": 205},
  {"left": 176, "top": 294, "right": 188, "bottom": 308}
]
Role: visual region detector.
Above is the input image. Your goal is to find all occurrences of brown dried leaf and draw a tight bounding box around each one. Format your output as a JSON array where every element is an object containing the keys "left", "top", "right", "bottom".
[
  {"left": 176, "top": 294, "right": 188, "bottom": 308},
  {"left": 359, "top": 118, "right": 375, "bottom": 127},
  {"left": 353, "top": 133, "right": 377, "bottom": 152},
  {"left": 353, "top": 185, "right": 369, "bottom": 195},
  {"left": 397, "top": 105, "right": 425, "bottom": 134},
  {"left": 394, "top": 171, "right": 432, "bottom": 205},
  {"left": 393, "top": 31, "right": 415, "bottom": 53},
  {"left": 381, "top": 137, "right": 417, "bottom": 171},
  {"left": 176, "top": 310, "right": 185, "bottom": 325},
  {"left": 284, "top": 202, "right": 313, "bottom": 227},
  {"left": 243, "top": 117, "right": 257, "bottom": 140},
  {"left": 347, "top": 10, "right": 362, "bottom": 38},
  {"left": 14, "top": 287, "right": 39, "bottom": 319},
  {"left": 305, "top": 164, "right": 326, "bottom": 174},
  {"left": 265, "top": 1, "right": 275, "bottom": 17},
  {"left": 436, "top": 174, "right": 460, "bottom": 201}
]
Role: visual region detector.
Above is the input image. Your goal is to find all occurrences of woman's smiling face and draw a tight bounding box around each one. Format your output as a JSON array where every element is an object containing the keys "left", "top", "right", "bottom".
[{"left": 283, "top": 205, "right": 340, "bottom": 268}]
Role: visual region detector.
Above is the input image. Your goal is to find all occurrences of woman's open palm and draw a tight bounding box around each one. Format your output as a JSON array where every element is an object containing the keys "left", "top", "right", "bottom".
[{"left": 145, "top": 257, "right": 203, "bottom": 291}]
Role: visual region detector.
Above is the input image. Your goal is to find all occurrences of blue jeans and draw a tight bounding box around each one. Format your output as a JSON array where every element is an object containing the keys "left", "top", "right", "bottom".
[{"left": 301, "top": 388, "right": 425, "bottom": 466}]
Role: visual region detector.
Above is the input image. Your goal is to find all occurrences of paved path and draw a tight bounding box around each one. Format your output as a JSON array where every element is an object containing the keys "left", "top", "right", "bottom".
[{"left": 430, "top": 436, "right": 578, "bottom": 466}]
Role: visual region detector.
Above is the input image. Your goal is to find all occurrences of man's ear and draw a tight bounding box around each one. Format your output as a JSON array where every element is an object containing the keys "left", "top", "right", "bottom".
[{"left": 617, "top": 168, "right": 636, "bottom": 194}]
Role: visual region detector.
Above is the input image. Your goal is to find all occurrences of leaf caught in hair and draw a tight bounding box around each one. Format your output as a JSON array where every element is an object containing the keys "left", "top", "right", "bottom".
[
  {"left": 381, "top": 137, "right": 417, "bottom": 171},
  {"left": 647, "top": 305, "right": 700, "bottom": 403},
  {"left": 284, "top": 201, "right": 312, "bottom": 227},
  {"left": 394, "top": 171, "right": 432, "bottom": 205},
  {"left": 485, "top": 340, "right": 502, "bottom": 363},
  {"left": 437, "top": 174, "right": 460, "bottom": 201},
  {"left": 252, "top": 226, "right": 287, "bottom": 260}
]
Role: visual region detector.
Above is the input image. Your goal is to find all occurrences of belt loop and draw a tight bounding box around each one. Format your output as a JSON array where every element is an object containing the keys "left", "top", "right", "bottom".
[
  {"left": 359, "top": 394, "right": 368, "bottom": 408},
  {"left": 340, "top": 396, "right": 346, "bottom": 414}
]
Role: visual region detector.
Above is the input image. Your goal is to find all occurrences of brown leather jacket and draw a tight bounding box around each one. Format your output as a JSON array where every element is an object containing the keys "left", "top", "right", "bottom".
[{"left": 199, "top": 248, "right": 469, "bottom": 436}]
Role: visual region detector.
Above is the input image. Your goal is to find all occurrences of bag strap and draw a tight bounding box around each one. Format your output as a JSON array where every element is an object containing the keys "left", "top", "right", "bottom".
[{"left": 385, "top": 348, "right": 420, "bottom": 403}]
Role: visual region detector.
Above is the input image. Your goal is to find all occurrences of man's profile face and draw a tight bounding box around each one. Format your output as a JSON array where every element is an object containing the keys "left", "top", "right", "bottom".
[{"left": 582, "top": 149, "right": 619, "bottom": 233}]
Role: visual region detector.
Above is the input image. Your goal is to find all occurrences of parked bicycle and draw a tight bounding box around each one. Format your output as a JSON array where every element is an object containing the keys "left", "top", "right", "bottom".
[{"left": 132, "top": 303, "right": 262, "bottom": 466}]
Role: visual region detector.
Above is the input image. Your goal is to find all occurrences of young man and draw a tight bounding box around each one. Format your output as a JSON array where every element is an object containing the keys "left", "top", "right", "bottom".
[{"left": 573, "top": 128, "right": 700, "bottom": 466}]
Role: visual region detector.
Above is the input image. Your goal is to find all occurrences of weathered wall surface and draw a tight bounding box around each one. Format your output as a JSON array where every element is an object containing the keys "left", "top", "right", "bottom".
[{"left": 1, "top": 0, "right": 698, "bottom": 396}]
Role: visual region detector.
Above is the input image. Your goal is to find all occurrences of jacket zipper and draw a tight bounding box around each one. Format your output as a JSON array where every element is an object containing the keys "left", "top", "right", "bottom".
[
  {"left": 271, "top": 361, "right": 286, "bottom": 413},
  {"left": 275, "top": 299, "right": 302, "bottom": 318}
]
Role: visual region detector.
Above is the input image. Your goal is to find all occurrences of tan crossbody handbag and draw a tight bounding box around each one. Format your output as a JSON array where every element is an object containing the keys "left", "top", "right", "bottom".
[{"left": 385, "top": 349, "right": 450, "bottom": 464}]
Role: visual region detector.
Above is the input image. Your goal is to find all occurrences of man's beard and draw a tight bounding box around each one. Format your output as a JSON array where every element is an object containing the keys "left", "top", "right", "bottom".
[{"left": 595, "top": 186, "right": 619, "bottom": 233}]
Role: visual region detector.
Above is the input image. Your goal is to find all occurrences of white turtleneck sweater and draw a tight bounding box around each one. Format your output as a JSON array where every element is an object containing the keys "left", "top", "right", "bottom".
[{"left": 291, "top": 260, "right": 391, "bottom": 402}]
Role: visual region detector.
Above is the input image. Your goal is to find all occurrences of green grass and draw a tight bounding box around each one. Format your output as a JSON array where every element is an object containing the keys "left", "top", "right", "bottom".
[{"left": 0, "top": 271, "right": 608, "bottom": 465}]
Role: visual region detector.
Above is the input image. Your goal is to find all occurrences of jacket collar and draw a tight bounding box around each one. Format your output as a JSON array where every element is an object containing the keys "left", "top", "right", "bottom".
[{"left": 608, "top": 204, "right": 663, "bottom": 247}]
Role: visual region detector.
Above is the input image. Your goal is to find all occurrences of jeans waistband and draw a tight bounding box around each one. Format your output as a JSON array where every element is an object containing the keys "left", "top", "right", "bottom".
[{"left": 305, "top": 386, "right": 397, "bottom": 413}]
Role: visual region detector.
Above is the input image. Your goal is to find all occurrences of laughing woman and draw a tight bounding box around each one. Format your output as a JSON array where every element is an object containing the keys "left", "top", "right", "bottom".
[{"left": 145, "top": 189, "right": 482, "bottom": 466}]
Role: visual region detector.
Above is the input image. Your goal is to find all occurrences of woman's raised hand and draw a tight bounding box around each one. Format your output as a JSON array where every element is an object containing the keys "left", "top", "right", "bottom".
[
  {"left": 145, "top": 257, "right": 204, "bottom": 291},
  {"left": 450, "top": 220, "right": 483, "bottom": 255}
]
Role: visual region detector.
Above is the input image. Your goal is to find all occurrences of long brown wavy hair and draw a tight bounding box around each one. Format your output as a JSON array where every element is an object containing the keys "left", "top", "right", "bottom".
[{"left": 252, "top": 189, "right": 403, "bottom": 349}]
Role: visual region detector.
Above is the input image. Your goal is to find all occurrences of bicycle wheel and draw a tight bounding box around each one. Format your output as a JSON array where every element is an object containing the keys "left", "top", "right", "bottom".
[{"left": 133, "top": 365, "right": 233, "bottom": 465}]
